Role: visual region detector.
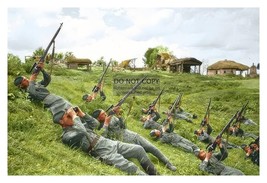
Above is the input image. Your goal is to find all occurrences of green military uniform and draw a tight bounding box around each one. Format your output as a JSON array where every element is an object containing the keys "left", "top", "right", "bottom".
[
  {"left": 100, "top": 115, "right": 176, "bottom": 171},
  {"left": 198, "top": 144, "right": 244, "bottom": 175}
]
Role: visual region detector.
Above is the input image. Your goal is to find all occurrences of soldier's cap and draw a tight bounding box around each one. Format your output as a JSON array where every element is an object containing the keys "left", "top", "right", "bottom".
[
  {"left": 193, "top": 148, "right": 201, "bottom": 156},
  {"left": 92, "top": 109, "right": 102, "bottom": 119},
  {"left": 241, "top": 144, "right": 248, "bottom": 150},
  {"left": 82, "top": 94, "right": 89, "bottom": 101},
  {"left": 14, "top": 76, "right": 24, "bottom": 86},
  {"left": 149, "top": 129, "right": 157, "bottom": 137},
  {"left": 53, "top": 110, "right": 65, "bottom": 124}
]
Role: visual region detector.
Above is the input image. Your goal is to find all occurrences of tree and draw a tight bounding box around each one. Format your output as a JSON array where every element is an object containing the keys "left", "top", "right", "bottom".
[
  {"left": 143, "top": 45, "right": 171, "bottom": 69},
  {"left": 64, "top": 52, "right": 76, "bottom": 62},
  {"left": 32, "top": 47, "right": 45, "bottom": 58},
  {"left": 94, "top": 56, "right": 106, "bottom": 67}
]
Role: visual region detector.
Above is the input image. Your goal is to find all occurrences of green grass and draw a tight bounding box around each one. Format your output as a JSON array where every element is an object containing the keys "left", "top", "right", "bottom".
[{"left": 8, "top": 66, "right": 259, "bottom": 175}]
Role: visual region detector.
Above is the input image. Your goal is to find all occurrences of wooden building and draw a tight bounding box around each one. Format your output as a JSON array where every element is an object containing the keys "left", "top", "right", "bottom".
[
  {"left": 207, "top": 59, "right": 249, "bottom": 76},
  {"left": 168, "top": 57, "right": 202, "bottom": 73}
]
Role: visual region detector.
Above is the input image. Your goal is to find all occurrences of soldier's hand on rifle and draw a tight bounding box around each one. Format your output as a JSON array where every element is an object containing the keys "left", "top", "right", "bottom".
[
  {"left": 96, "top": 82, "right": 102, "bottom": 90},
  {"left": 142, "top": 108, "right": 149, "bottom": 114},
  {"left": 73, "top": 106, "right": 85, "bottom": 118},
  {"left": 151, "top": 105, "right": 157, "bottom": 112},
  {"left": 205, "top": 151, "right": 212, "bottom": 161},
  {"left": 146, "top": 114, "right": 152, "bottom": 121},
  {"left": 29, "top": 73, "right": 38, "bottom": 81},
  {"left": 108, "top": 106, "right": 121, "bottom": 116},
  {"left": 215, "top": 137, "right": 222, "bottom": 147},
  {"left": 167, "top": 115, "right": 173, "bottom": 124},
  {"left": 37, "top": 62, "right": 45, "bottom": 70},
  {"left": 66, "top": 107, "right": 78, "bottom": 120},
  {"left": 104, "top": 115, "right": 112, "bottom": 127},
  {"left": 112, "top": 106, "right": 121, "bottom": 116}
]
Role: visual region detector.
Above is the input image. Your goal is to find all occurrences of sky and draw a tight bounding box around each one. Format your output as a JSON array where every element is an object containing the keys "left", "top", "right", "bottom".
[
  {"left": 2, "top": 0, "right": 267, "bottom": 182},
  {"left": 7, "top": 7, "right": 260, "bottom": 68}
]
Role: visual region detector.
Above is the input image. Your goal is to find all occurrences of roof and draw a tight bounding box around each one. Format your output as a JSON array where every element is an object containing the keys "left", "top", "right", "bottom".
[
  {"left": 66, "top": 58, "right": 92, "bottom": 64},
  {"left": 207, "top": 60, "right": 249, "bottom": 70},
  {"left": 168, "top": 57, "right": 202, "bottom": 65}
]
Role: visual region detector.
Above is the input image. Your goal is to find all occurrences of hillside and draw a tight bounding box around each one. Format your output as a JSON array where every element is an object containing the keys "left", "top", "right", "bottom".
[{"left": 8, "top": 66, "right": 259, "bottom": 175}]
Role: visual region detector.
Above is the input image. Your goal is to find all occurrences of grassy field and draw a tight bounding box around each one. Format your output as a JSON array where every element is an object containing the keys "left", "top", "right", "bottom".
[{"left": 8, "top": 66, "right": 260, "bottom": 176}]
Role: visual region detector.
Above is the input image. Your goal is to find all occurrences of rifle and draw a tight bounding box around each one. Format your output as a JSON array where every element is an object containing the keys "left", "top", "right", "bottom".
[
  {"left": 207, "top": 111, "right": 239, "bottom": 152},
  {"left": 147, "top": 88, "right": 164, "bottom": 114},
  {"left": 162, "top": 94, "right": 182, "bottom": 127},
  {"left": 175, "top": 93, "right": 183, "bottom": 109},
  {"left": 92, "top": 61, "right": 112, "bottom": 101},
  {"left": 30, "top": 22, "right": 63, "bottom": 74},
  {"left": 200, "top": 98, "right": 211, "bottom": 127},
  {"left": 235, "top": 101, "right": 249, "bottom": 124},
  {"left": 106, "top": 76, "right": 147, "bottom": 114}
]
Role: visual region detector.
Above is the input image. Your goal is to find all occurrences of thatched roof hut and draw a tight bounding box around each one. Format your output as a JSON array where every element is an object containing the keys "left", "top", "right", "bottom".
[
  {"left": 208, "top": 60, "right": 249, "bottom": 70},
  {"left": 66, "top": 58, "right": 92, "bottom": 64},
  {"left": 207, "top": 59, "right": 249, "bottom": 76},
  {"left": 66, "top": 58, "right": 92, "bottom": 71}
]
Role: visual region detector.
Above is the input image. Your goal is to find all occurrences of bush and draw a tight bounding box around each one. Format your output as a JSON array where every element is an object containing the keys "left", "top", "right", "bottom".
[{"left": 7, "top": 53, "right": 24, "bottom": 76}]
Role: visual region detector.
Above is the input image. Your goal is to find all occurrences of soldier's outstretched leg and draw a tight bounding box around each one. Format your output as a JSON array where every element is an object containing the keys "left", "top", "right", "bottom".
[
  {"left": 117, "top": 141, "right": 159, "bottom": 175},
  {"left": 140, "top": 159, "right": 159, "bottom": 175},
  {"left": 135, "top": 135, "right": 177, "bottom": 171}
]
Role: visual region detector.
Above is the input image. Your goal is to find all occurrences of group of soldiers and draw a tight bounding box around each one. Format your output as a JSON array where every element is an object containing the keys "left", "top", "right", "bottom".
[
  {"left": 13, "top": 62, "right": 259, "bottom": 176},
  {"left": 140, "top": 92, "right": 259, "bottom": 175}
]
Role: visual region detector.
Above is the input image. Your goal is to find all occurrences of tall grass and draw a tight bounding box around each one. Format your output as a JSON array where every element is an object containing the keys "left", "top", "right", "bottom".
[{"left": 8, "top": 66, "right": 259, "bottom": 175}]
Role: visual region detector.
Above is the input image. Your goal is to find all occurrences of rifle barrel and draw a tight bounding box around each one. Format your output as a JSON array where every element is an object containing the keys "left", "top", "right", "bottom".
[
  {"left": 106, "top": 76, "right": 147, "bottom": 112},
  {"left": 31, "top": 22, "right": 63, "bottom": 74}
]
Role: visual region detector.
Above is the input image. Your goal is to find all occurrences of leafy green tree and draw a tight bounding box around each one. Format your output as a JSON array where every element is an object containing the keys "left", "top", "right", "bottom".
[
  {"left": 55, "top": 52, "right": 64, "bottom": 62},
  {"left": 143, "top": 45, "right": 171, "bottom": 69},
  {"left": 94, "top": 56, "right": 106, "bottom": 67},
  {"left": 64, "top": 52, "right": 76, "bottom": 62},
  {"left": 143, "top": 48, "right": 155, "bottom": 68},
  {"left": 32, "top": 47, "right": 45, "bottom": 58}
]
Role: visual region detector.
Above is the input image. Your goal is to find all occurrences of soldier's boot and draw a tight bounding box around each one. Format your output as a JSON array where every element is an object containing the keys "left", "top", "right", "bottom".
[
  {"left": 141, "top": 160, "right": 160, "bottom": 175},
  {"left": 166, "top": 162, "right": 177, "bottom": 171},
  {"left": 186, "top": 118, "right": 193, "bottom": 123},
  {"left": 135, "top": 169, "right": 147, "bottom": 176}
]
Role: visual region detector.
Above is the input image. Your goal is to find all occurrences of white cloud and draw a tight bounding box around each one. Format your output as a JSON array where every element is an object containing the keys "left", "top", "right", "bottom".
[{"left": 7, "top": 7, "right": 259, "bottom": 67}]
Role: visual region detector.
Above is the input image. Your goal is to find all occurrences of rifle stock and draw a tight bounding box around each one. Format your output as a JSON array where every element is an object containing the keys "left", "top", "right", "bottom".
[{"left": 30, "top": 23, "right": 63, "bottom": 74}]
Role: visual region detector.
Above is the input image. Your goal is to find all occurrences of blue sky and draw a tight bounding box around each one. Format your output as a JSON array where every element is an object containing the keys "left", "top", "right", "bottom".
[{"left": 7, "top": 7, "right": 259, "bottom": 68}]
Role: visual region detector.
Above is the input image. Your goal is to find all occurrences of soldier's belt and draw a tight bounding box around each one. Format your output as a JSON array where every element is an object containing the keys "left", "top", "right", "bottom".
[{"left": 88, "top": 135, "right": 100, "bottom": 152}]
